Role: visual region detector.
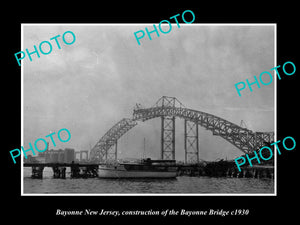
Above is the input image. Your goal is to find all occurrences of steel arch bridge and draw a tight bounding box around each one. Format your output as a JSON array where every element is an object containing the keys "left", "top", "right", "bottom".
[{"left": 90, "top": 96, "right": 274, "bottom": 163}]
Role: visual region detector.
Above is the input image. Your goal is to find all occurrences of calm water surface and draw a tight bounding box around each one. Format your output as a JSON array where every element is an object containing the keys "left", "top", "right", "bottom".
[{"left": 23, "top": 168, "right": 274, "bottom": 194}]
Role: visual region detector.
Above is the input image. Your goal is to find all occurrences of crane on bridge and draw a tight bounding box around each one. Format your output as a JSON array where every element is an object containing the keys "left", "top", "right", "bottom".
[{"left": 240, "top": 120, "right": 247, "bottom": 129}]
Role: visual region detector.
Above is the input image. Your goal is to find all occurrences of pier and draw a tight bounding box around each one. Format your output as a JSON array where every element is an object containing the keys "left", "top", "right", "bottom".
[
  {"left": 24, "top": 161, "right": 273, "bottom": 179},
  {"left": 177, "top": 162, "right": 274, "bottom": 179},
  {"left": 24, "top": 162, "right": 99, "bottom": 179}
]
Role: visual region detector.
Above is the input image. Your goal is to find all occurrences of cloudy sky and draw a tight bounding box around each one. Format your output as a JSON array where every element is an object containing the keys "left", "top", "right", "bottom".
[{"left": 23, "top": 24, "right": 275, "bottom": 161}]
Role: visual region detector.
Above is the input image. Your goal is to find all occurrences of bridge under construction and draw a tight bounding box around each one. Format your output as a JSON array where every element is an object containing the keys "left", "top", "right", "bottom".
[{"left": 90, "top": 96, "right": 274, "bottom": 164}]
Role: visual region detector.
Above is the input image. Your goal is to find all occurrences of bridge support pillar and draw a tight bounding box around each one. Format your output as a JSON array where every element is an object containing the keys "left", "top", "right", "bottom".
[
  {"left": 161, "top": 116, "right": 175, "bottom": 160},
  {"left": 184, "top": 120, "right": 199, "bottom": 164}
]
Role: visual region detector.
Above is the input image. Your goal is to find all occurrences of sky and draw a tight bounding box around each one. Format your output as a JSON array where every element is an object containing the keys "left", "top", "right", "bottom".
[{"left": 23, "top": 24, "right": 275, "bottom": 161}]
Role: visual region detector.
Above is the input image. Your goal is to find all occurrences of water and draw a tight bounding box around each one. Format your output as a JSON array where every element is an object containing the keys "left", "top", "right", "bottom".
[{"left": 23, "top": 168, "right": 274, "bottom": 194}]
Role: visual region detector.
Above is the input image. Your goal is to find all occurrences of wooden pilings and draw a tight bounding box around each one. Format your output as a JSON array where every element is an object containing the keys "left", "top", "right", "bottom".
[
  {"left": 27, "top": 162, "right": 273, "bottom": 179},
  {"left": 177, "top": 162, "right": 274, "bottom": 179},
  {"left": 28, "top": 163, "right": 99, "bottom": 179},
  {"left": 225, "top": 167, "right": 274, "bottom": 179},
  {"left": 70, "top": 165, "right": 99, "bottom": 178},
  {"left": 31, "top": 166, "right": 44, "bottom": 179},
  {"left": 52, "top": 167, "right": 66, "bottom": 179}
]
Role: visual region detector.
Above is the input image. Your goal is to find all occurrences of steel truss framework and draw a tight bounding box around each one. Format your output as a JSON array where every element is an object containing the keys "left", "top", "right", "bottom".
[
  {"left": 90, "top": 96, "right": 274, "bottom": 162},
  {"left": 184, "top": 120, "right": 199, "bottom": 164},
  {"left": 90, "top": 118, "right": 137, "bottom": 162},
  {"left": 161, "top": 116, "right": 175, "bottom": 160}
]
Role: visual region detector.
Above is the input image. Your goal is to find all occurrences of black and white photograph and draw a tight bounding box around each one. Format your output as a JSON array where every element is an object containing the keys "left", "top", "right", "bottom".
[
  {"left": 21, "top": 24, "right": 275, "bottom": 195},
  {"left": 4, "top": 4, "right": 298, "bottom": 224}
]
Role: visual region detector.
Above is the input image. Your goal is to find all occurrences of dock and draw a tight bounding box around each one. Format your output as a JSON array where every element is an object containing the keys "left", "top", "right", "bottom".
[
  {"left": 177, "top": 161, "right": 274, "bottom": 179},
  {"left": 23, "top": 161, "right": 274, "bottom": 179},
  {"left": 23, "top": 162, "right": 99, "bottom": 179}
]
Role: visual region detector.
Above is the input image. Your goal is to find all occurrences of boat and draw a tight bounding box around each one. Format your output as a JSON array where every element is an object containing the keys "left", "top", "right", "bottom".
[{"left": 98, "top": 158, "right": 178, "bottom": 178}]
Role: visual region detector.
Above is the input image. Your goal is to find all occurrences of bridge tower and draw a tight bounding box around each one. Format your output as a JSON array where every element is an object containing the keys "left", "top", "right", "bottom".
[
  {"left": 159, "top": 97, "right": 176, "bottom": 160},
  {"left": 161, "top": 116, "right": 175, "bottom": 160},
  {"left": 155, "top": 96, "right": 184, "bottom": 160},
  {"left": 184, "top": 120, "right": 199, "bottom": 164}
]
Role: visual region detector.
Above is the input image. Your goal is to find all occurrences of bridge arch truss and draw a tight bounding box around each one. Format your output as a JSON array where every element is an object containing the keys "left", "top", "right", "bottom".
[{"left": 90, "top": 96, "right": 274, "bottom": 163}]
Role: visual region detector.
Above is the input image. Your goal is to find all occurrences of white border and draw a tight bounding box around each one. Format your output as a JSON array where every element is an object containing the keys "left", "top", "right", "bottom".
[{"left": 21, "top": 23, "right": 277, "bottom": 196}]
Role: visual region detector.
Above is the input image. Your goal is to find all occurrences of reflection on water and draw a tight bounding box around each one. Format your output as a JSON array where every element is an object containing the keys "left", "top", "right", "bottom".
[{"left": 23, "top": 168, "right": 274, "bottom": 194}]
